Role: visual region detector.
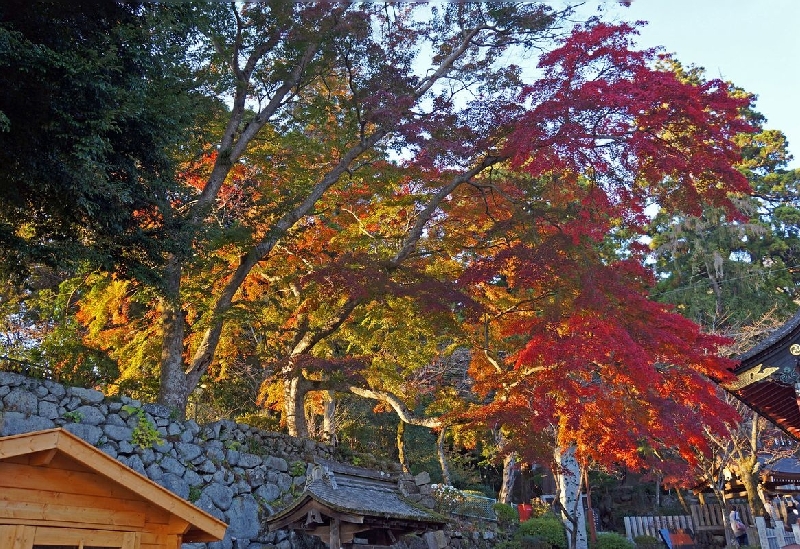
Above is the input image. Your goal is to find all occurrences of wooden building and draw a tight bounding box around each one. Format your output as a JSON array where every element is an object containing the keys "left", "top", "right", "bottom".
[
  {"left": 725, "top": 309, "right": 800, "bottom": 502},
  {"left": 731, "top": 308, "right": 800, "bottom": 439},
  {"left": 266, "top": 459, "right": 447, "bottom": 549},
  {"left": 0, "top": 428, "right": 226, "bottom": 549}
]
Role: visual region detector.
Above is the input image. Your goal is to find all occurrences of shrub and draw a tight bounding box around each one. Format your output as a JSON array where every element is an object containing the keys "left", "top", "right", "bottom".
[
  {"left": 520, "top": 535, "right": 553, "bottom": 549},
  {"left": 594, "top": 532, "right": 635, "bottom": 549},
  {"left": 494, "top": 503, "right": 521, "bottom": 527},
  {"left": 495, "top": 541, "right": 522, "bottom": 549},
  {"left": 633, "top": 535, "right": 662, "bottom": 549},
  {"left": 517, "top": 516, "right": 567, "bottom": 549},
  {"left": 236, "top": 412, "right": 281, "bottom": 432},
  {"left": 122, "top": 404, "right": 164, "bottom": 449},
  {"left": 529, "top": 499, "right": 554, "bottom": 518}
]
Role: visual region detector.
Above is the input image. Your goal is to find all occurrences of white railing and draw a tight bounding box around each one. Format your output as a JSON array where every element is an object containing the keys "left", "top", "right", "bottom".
[
  {"left": 754, "top": 517, "right": 798, "bottom": 549},
  {"left": 624, "top": 515, "right": 694, "bottom": 540},
  {"left": 625, "top": 508, "right": 800, "bottom": 548}
]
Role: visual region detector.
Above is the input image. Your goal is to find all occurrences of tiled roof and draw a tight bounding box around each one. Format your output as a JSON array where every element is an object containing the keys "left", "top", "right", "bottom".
[
  {"left": 303, "top": 477, "right": 441, "bottom": 522},
  {"left": 266, "top": 459, "right": 445, "bottom": 527},
  {"left": 732, "top": 308, "right": 800, "bottom": 440},
  {"left": 737, "top": 308, "right": 800, "bottom": 363}
]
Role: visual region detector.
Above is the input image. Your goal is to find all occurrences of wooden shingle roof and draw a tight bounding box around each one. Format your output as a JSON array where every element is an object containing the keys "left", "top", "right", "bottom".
[{"left": 266, "top": 459, "right": 445, "bottom": 547}]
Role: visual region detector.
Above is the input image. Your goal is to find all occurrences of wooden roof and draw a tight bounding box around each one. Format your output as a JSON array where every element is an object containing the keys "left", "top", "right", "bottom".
[
  {"left": 732, "top": 309, "right": 800, "bottom": 440},
  {"left": 267, "top": 459, "right": 446, "bottom": 546},
  {"left": 0, "top": 428, "right": 227, "bottom": 542}
]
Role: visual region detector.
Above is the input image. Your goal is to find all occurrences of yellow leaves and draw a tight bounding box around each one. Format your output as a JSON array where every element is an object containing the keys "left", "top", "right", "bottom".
[
  {"left": 76, "top": 275, "right": 133, "bottom": 340},
  {"left": 554, "top": 322, "right": 571, "bottom": 338},
  {"left": 13, "top": 223, "right": 35, "bottom": 240}
]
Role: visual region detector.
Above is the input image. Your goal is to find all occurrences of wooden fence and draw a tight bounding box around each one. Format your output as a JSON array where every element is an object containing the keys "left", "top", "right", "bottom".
[
  {"left": 624, "top": 505, "right": 800, "bottom": 548},
  {"left": 624, "top": 514, "right": 694, "bottom": 539},
  {"left": 624, "top": 504, "right": 754, "bottom": 545}
]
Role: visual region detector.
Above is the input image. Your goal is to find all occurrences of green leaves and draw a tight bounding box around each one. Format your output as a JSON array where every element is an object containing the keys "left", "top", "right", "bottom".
[{"left": 0, "top": 1, "right": 204, "bottom": 283}]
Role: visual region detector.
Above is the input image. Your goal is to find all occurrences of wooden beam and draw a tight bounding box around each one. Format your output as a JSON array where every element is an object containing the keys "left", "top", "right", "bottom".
[
  {"left": 307, "top": 522, "right": 372, "bottom": 544},
  {"left": 33, "top": 526, "right": 127, "bottom": 546},
  {"left": 340, "top": 523, "right": 372, "bottom": 540},
  {"left": 0, "top": 461, "right": 143, "bottom": 500},
  {"left": 0, "top": 486, "right": 146, "bottom": 528},
  {"left": 144, "top": 511, "right": 191, "bottom": 535},
  {"left": 28, "top": 449, "right": 57, "bottom": 467},
  {"left": 322, "top": 509, "right": 364, "bottom": 524},
  {"left": 266, "top": 497, "right": 317, "bottom": 530},
  {"left": 330, "top": 517, "right": 341, "bottom": 549},
  {"left": 0, "top": 524, "right": 36, "bottom": 549},
  {"left": 0, "top": 500, "right": 145, "bottom": 530},
  {"left": 0, "top": 430, "right": 61, "bottom": 460}
]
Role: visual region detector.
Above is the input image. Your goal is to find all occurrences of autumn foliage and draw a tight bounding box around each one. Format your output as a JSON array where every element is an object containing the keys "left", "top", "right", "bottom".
[
  {"left": 454, "top": 23, "right": 749, "bottom": 481},
  {"left": 2, "top": 4, "right": 759, "bottom": 499}
]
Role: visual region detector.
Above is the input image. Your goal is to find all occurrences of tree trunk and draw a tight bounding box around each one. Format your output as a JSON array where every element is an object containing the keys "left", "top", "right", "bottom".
[
  {"left": 585, "top": 468, "right": 597, "bottom": 546},
  {"left": 705, "top": 256, "right": 724, "bottom": 326},
  {"left": 323, "top": 390, "right": 337, "bottom": 445},
  {"left": 555, "top": 445, "right": 588, "bottom": 549},
  {"left": 284, "top": 371, "right": 308, "bottom": 437},
  {"left": 499, "top": 452, "right": 519, "bottom": 504},
  {"left": 758, "top": 484, "right": 776, "bottom": 525},
  {"left": 158, "top": 300, "right": 188, "bottom": 417},
  {"left": 655, "top": 475, "right": 661, "bottom": 511},
  {"left": 397, "top": 420, "right": 410, "bottom": 473},
  {"left": 157, "top": 264, "right": 189, "bottom": 418},
  {"left": 437, "top": 427, "right": 452, "bottom": 485},
  {"left": 739, "top": 455, "right": 766, "bottom": 519}
]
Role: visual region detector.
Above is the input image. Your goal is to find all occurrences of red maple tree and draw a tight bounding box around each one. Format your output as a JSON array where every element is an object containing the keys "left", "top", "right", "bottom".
[{"left": 454, "top": 22, "right": 749, "bottom": 548}]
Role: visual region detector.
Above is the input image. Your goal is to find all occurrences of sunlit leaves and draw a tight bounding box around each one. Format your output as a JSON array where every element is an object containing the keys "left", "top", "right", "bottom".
[
  {"left": 456, "top": 22, "right": 750, "bottom": 483},
  {"left": 506, "top": 22, "right": 751, "bottom": 227}
]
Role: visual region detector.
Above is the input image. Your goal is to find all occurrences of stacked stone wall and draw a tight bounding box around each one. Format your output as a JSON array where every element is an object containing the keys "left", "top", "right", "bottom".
[{"left": 0, "top": 372, "right": 499, "bottom": 549}]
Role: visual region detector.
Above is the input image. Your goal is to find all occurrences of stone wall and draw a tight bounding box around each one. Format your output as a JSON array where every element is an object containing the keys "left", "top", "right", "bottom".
[{"left": 0, "top": 372, "right": 499, "bottom": 549}]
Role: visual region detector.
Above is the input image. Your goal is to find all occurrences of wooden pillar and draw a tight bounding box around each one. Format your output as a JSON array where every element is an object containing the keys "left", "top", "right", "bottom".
[
  {"left": 0, "top": 525, "right": 35, "bottom": 549},
  {"left": 330, "top": 517, "right": 341, "bottom": 549}
]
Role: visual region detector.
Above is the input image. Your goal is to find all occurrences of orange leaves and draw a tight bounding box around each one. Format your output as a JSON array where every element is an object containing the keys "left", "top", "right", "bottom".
[{"left": 177, "top": 150, "right": 217, "bottom": 193}]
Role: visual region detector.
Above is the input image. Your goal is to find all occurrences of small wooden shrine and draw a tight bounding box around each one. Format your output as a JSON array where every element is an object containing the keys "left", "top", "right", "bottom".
[
  {"left": 266, "top": 459, "right": 447, "bottom": 549},
  {"left": 0, "top": 428, "right": 226, "bottom": 549}
]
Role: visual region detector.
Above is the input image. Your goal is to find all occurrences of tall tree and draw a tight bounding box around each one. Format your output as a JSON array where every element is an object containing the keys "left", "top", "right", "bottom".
[
  {"left": 2, "top": 10, "right": 758, "bottom": 516},
  {"left": 456, "top": 23, "right": 750, "bottom": 549},
  {"left": 0, "top": 0, "right": 205, "bottom": 282},
  {"left": 649, "top": 65, "right": 800, "bottom": 331},
  {"left": 0, "top": 0, "right": 214, "bottom": 387},
  {"left": 115, "top": 2, "right": 570, "bottom": 417}
]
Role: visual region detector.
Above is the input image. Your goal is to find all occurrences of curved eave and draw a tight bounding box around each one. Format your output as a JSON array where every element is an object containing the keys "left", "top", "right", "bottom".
[
  {"left": 731, "top": 379, "right": 800, "bottom": 440},
  {"left": 737, "top": 308, "right": 800, "bottom": 364},
  {"left": 265, "top": 489, "right": 446, "bottom": 532},
  {"left": 731, "top": 308, "right": 800, "bottom": 440}
]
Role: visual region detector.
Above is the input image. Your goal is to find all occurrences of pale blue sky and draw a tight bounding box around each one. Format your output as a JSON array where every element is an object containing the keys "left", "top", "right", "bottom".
[{"left": 602, "top": 0, "right": 800, "bottom": 168}]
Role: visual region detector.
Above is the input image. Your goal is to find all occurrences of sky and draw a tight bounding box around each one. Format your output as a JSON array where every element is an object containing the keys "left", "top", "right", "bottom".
[{"left": 599, "top": 0, "right": 800, "bottom": 168}]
